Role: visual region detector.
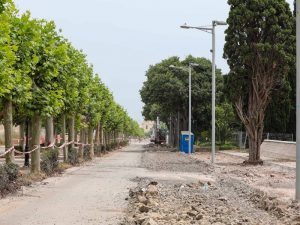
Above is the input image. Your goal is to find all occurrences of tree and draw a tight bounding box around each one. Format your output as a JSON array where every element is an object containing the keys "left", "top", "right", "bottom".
[
  {"left": 216, "top": 102, "right": 236, "bottom": 144},
  {"left": 27, "top": 20, "right": 67, "bottom": 173},
  {"left": 224, "top": 0, "right": 295, "bottom": 164},
  {"left": 140, "top": 55, "right": 223, "bottom": 147}
]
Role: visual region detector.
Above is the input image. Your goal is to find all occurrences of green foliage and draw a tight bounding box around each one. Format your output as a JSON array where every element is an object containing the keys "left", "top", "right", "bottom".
[
  {"left": 140, "top": 55, "right": 224, "bottom": 135},
  {"left": 41, "top": 148, "right": 59, "bottom": 175},
  {"left": 224, "top": 0, "right": 294, "bottom": 107},
  {"left": 0, "top": 1, "right": 142, "bottom": 149},
  {"left": 216, "top": 102, "right": 237, "bottom": 144}
]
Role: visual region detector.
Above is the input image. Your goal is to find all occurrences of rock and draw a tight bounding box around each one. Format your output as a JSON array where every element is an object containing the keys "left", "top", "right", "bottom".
[
  {"left": 141, "top": 218, "right": 158, "bottom": 225},
  {"left": 191, "top": 205, "right": 201, "bottom": 212},
  {"left": 137, "top": 195, "right": 148, "bottom": 204},
  {"left": 217, "top": 197, "right": 227, "bottom": 202},
  {"left": 187, "top": 210, "right": 198, "bottom": 217},
  {"left": 292, "top": 216, "right": 300, "bottom": 222},
  {"left": 147, "top": 185, "right": 158, "bottom": 195},
  {"left": 139, "top": 205, "right": 150, "bottom": 213},
  {"left": 149, "top": 181, "right": 158, "bottom": 186},
  {"left": 147, "top": 212, "right": 161, "bottom": 219},
  {"left": 147, "top": 198, "right": 159, "bottom": 206},
  {"left": 245, "top": 172, "right": 254, "bottom": 178},
  {"left": 195, "top": 214, "right": 203, "bottom": 220}
]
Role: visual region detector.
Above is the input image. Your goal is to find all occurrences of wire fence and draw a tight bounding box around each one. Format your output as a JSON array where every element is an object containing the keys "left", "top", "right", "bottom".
[{"left": 226, "top": 131, "right": 295, "bottom": 150}]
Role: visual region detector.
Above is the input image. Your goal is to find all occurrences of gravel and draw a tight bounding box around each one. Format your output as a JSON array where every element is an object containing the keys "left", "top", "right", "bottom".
[{"left": 122, "top": 146, "right": 300, "bottom": 225}]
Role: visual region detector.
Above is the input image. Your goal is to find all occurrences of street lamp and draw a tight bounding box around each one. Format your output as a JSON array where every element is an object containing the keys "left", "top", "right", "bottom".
[
  {"left": 180, "top": 20, "right": 227, "bottom": 164},
  {"left": 296, "top": 0, "right": 300, "bottom": 201},
  {"left": 169, "top": 63, "right": 199, "bottom": 154}
]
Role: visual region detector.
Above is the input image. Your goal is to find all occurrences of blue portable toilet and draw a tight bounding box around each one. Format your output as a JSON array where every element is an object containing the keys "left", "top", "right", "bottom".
[{"left": 180, "top": 131, "right": 194, "bottom": 154}]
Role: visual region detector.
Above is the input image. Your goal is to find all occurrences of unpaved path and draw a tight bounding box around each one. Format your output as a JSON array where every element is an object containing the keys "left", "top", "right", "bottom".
[
  {"left": 0, "top": 143, "right": 146, "bottom": 225},
  {"left": 123, "top": 145, "right": 300, "bottom": 225}
]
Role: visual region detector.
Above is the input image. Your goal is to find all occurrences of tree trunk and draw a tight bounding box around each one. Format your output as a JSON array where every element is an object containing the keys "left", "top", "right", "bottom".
[
  {"left": 84, "top": 128, "right": 88, "bottom": 144},
  {"left": 24, "top": 119, "right": 30, "bottom": 167},
  {"left": 4, "top": 100, "right": 14, "bottom": 164},
  {"left": 169, "top": 117, "right": 173, "bottom": 146},
  {"left": 68, "top": 116, "right": 75, "bottom": 151},
  {"left": 79, "top": 128, "right": 84, "bottom": 159},
  {"left": 95, "top": 124, "right": 100, "bottom": 145},
  {"left": 245, "top": 121, "right": 264, "bottom": 164},
  {"left": 74, "top": 129, "right": 78, "bottom": 143},
  {"left": 103, "top": 130, "right": 107, "bottom": 152},
  {"left": 100, "top": 125, "right": 103, "bottom": 153},
  {"left": 88, "top": 126, "right": 94, "bottom": 158},
  {"left": 31, "top": 114, "right": 41, "bottom": 173},
  {"left": 45, "top": 117, "right": 54, "bottom": 148},
  {"left": 235, "top": 87, "right": 267, "bottom": 164},
  {"left": 177, "top": 111, "right": 180, "bottom": 150},
  {"left": 62, "top": 114, "right": 67, "bottom": 162},
  {"left": 19, "top": 122, "right": 25, "bottom": 152}
]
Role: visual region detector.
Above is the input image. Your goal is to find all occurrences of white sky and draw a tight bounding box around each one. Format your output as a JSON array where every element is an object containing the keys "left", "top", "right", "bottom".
[{"left": 14, "top": 0, "right": 294, "bottom": 123}]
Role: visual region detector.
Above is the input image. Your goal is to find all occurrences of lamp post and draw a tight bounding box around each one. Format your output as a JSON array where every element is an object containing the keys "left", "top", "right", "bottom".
[
  {"left": 170, "top": 63, "right": 198, "bottom": 154},
  {"left": 296, "top": 0, "right": 300, "bottom": 201},
  {"left": 180, "top": 20, "right": 227, "bottom": 163}
]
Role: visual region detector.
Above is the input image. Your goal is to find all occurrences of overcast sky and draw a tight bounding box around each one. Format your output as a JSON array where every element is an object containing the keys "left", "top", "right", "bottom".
[{"left": 14, "top": 0, "right": 294, "bottom": 123}]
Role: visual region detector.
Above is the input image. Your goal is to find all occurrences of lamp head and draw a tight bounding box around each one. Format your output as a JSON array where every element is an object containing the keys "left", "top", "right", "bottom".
[
  {"left": 214, "top": 21, "right": 227, "bottom": 26},
  {"left": 190, "top": 63, "right": 199, "bottom": 67},
  {"left": 180, "top": 23, "right": 191, "bottom": 29}
]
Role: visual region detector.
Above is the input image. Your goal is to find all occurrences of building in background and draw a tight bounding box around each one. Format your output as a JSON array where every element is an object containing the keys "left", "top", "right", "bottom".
[{"left": 140, "top": 121, "right": 155, "bottom": 134}]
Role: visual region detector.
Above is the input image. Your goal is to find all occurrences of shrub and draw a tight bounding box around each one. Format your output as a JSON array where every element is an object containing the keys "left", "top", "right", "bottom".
[
  {"left": 5, "top": 163, "right": 19, "bottom": 181},
  {"left": 0, "top": 163, "right": 19, "bottom": 195},
  {"left": 41, "top": 148, "right": 59, "bottom": 175},
  {"left": 83, "top": 146, "right": 91, "bottom": 161},
  {"left": 68, "top": 148, "right": 79, "bottom": 165},
  {"left": 0, "top": 166, "right": 9, "bottom": 191},
  {"left": 120, "top": 140, "right": 129, "bottom": 147}
]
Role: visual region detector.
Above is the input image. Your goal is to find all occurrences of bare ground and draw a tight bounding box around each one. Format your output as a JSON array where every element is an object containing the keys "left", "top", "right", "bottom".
[{"left": 122, "top": 145, "right": 300, "bottom": 225}]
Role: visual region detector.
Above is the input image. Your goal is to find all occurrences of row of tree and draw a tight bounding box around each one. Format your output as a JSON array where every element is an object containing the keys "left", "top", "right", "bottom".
[
  {"left": 0, "top": 0, "right": 144, "bottom": 173},
  {"left": 141, "top": 0, "right": 296, "bottom": 164}
]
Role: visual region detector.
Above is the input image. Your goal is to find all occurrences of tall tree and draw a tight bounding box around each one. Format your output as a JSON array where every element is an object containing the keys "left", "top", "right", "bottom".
[{"left": 224, "top": 0, "right": 295, "bottom": 163}]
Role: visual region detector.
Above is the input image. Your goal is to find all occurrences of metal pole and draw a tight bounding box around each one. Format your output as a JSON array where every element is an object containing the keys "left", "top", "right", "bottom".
[
  {"left": 189, "top": 65, "right": 192, "bottom": 154},
  {"left": 177, "top": 110, "right": 180, "bottom": 150},
  {"left": 211, "top": 22, "right": 216, "bottom": 163},
  {"left": 296, "top": 0, "right": 300, "bottom": 200}
]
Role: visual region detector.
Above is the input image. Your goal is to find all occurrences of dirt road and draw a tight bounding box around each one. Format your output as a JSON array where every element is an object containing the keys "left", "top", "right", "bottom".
[
  {"left": 0, "top": 143, "right": 146, "bottom": 225},
  {"left": 123, "top": 145, "right": 300, "bottom": 225},
  {"left": 1, "top": 143, "right": 299, "bottom": 225}
]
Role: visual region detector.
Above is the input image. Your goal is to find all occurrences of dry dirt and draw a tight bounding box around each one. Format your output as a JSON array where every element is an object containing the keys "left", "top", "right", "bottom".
[{"left": 122, "top": 145, "right": 300, "bottom": 225}]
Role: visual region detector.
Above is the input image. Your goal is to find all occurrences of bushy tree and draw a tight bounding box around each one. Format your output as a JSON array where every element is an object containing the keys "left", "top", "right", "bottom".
[{"left": 224, "top": 0, "right": 295, "bottom": 163}]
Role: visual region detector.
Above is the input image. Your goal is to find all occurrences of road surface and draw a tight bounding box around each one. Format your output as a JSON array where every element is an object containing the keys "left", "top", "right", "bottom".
[{"left": 0, "top": 142, "right": 147, "bottom": 225}]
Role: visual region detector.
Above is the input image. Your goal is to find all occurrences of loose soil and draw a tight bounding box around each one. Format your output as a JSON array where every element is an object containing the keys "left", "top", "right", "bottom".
[{"left": 122, "top": 145, "right": 300, "bottom": 225}]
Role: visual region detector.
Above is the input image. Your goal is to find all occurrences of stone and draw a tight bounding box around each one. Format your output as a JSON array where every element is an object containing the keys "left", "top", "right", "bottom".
[
  {"left": 137, "top": 195, "right": 148, "bottom": 204},
  {"left": 139, "top": 205, "right": 150, "bottom": 213},
  {"left": 147, "top": 185, "right": 158, "bottom": 195},
  {"left": 195, "top": 214, "right": 204, "bottom": 220},
  {"left": 147, "top": 198, "right": 159, "bottom": 206},
  {"left": 187, "top": 210, "right": 198, "bottom": 217},
  {"left": 141, "top": 218, "right": 158, "bottom": 225},
  {"left": 218, "top": 197, "right": 227, "bottom": 202}
]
